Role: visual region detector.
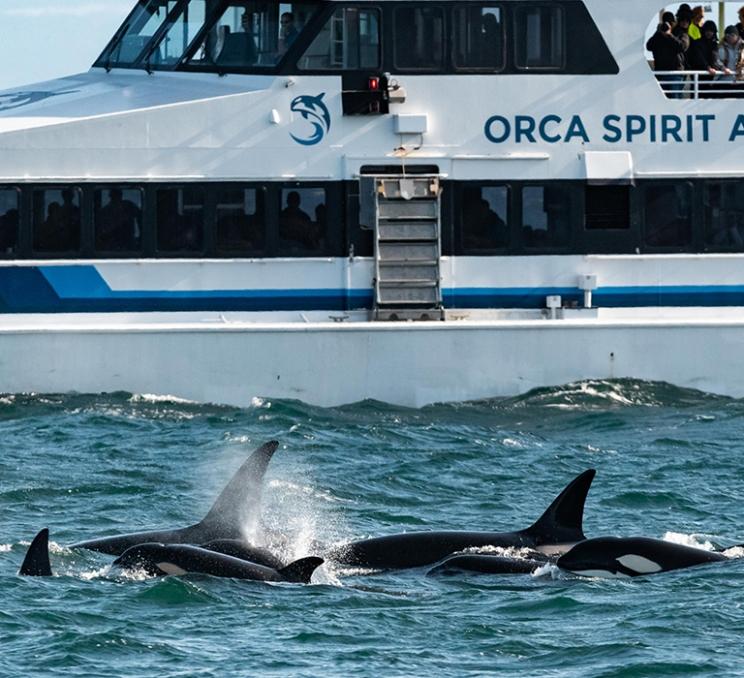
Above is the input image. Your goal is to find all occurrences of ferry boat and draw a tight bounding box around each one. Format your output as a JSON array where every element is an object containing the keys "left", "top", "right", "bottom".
[{"left": 1, "top": 0, "right": 744, "bottom": 407}]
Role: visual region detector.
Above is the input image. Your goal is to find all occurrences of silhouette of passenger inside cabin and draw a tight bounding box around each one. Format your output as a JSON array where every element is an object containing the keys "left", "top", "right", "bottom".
[
  {"left": 279, "top": 12, "right": 298, "bottom": 55},
  {"left": 0, "top": 208, "right": 18, "bottom": 252},
  {"left": 464, "top": 196, "right": 508, "bottom": 249},
  {"left": 216, "top": 10, "right": 257, "bottom": 66},
  {"left": 280, "top": 191, "right": 318, "bottom": 249},
  {"left": 480, "top": 13, "right": 501, "bottom": 66},
  {"left": 97, "top": 189, "right": 141, "bottom": 250}
]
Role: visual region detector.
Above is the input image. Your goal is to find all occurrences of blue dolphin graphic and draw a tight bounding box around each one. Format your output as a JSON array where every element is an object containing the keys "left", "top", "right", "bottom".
[
  {"left": 0, "top": 89, "right": 79, "bottom": 113},
  {"left": 290, "top": 93, "right": 331, "bottom": 146}
]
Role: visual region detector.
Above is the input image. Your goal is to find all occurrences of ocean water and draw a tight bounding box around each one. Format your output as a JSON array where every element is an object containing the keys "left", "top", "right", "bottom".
[{"left": 1, "top": 380, "right": 743, "bottom": 677}]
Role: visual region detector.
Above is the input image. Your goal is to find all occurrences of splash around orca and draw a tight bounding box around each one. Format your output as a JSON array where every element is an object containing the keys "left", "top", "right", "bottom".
[
  {"left": 69, "top": 440, "right": 279, "bottom": 556},
  {"left": 327, "top": 469, "right": 596, "bottom": 569}
]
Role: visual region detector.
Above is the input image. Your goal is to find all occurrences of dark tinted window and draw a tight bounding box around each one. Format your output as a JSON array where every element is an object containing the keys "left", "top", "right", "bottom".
[
  {"left": 394, "top": 6, "right": 444, "bottom": 70},
  {"left": 461, "top": 185, "right": 509, "bottom": 250},
  {"left": 704, "top": 181, "right": 744, "bottom": 249},
  {"left": 299, "top": 7, "right": 380, "bottom": 70},
  {"left": 522, "top": 186, "right": 571, "bottom": 248},
  {"left": 216, "top": 187, "right": 265, "bottom": 253},
  {"left": 95, "top": 188, "right": 143, "bottom": 252},
  {"left": 156, "top": 187, "right": 204, "bottom": 252},
  {"left": 515, "top": 5, "right": 564, "bottom": 70},
  {"left": 279, "top": 187, "right": 326, "bottom": 255},
  {"left": 585, "top": 186, "right": 630, "bottom": 230},
  {"left": 453, "top": 5, "right": 504, "bottom": 70},
  {"left": 644, "top": 184, "right": 692, "bottom": 248},
  {"left": 0, "top": 189, "right": 19, "bottom": 255},
  {"left": 32, "top": 188, "right": 81, "bottom": 253}
]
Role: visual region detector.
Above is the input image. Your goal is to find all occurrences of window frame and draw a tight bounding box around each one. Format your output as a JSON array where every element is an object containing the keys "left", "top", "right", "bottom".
[
  {"left": 640, "top": 180, "right": 696, "bottom": 253},
  {"left": 513, "top": 2, "right": 566, "bottom": 72},
  {"left": 392, "top": 3, "right": 446, "bottom": 73},
  {"left": 0, "top": 186, "right": 21, "bottom": 259},
  {"left": 154, "top": 184, "right": 207, "bottom": 256},
  {"left": 30, "top": 185, "right": 85, "bottom": 258},
  {"left": 451, "top": 2, "right": 506, "bottom": 74},
  {"left": 213, "top": 183, "right": 269, "bottom": 257},
  {"left": 457, "top": 182, "right": 512, "bottom": 255},
  {"left": 92, "top": 185, "right": 146, "bottom": 258}
]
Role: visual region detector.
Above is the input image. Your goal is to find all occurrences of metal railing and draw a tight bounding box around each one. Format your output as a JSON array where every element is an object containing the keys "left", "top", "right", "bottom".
[{"left": 654, "top": 70, "right": 744, "bottom": 99}]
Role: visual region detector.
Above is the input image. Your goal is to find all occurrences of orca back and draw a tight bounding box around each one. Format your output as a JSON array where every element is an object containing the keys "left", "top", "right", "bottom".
[
  {"left": 521, "top": 469, "right": 596, "bottom": 545},
  {"left": 19, "top": 529, "right": 52, "bottom": 576}
]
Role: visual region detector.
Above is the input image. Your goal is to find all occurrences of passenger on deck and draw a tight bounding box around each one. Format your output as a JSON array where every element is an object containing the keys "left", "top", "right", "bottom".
[
  {"left": 737, "top": 6, "right": 744, "bottom": 40},
  {"left": 718, "top": 26, "right": 744, "bottom": 95},
  {"left": 662, "top": 11, "right": 676, "bottom": 29},
  {"left": 689, "top": 21, "right": 722, "bottom": 96},
  {"left": 688, "top": 6, "right": 705, "bottom": 41},
  {"left": 646, "top": 22, "right": 686, "bottom": 97},
  {"left": 673, "top": 8, "right": 692, "bottom": 64}
]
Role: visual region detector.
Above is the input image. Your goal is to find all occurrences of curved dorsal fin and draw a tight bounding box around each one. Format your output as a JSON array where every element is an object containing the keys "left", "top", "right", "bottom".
[
  {"left": 522, "top": 469, "right": 596, "bottom": 544},
  {"left": 19, "top": 528, "right": 52, "bottom": 576},
  {"left": 279, "top": 556, "right": 324, "bottom": 583},
  {"left": 197, "top": 440, "right": 279, "bottom": 536}
]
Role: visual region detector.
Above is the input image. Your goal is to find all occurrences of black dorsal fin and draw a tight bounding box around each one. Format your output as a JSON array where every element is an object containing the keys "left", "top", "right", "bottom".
[
  {"left": 197, "top": 441, "right": 279, "bottom": 536},
  {"left": 522, "top": 470, "right": 596, "bottom": 544},
  {"left": 278, "top": 556, "right": 324, "bottom": 583},
  {"left": 19, "top": 528, "right": 52, "bottom": 576}
]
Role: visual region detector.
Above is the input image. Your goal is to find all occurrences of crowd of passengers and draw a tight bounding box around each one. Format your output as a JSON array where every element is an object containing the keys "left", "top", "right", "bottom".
[{"left": 646, "top": 4, "right": 744, "bottom": 97}]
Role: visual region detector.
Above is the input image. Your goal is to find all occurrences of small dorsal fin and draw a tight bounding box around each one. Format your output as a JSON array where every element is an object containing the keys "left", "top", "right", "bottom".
[
  {"left": 197, "top": 441, "right": 279, "bottom": 536},
  {"left": 522, "top": 470, "right": 596, "bottom": 544},
  {"left": 278, "top": 556, "right": 324, "bottom": 583},
  {"left": 19, "top": 528, "right": 52, "bottom": 576}
]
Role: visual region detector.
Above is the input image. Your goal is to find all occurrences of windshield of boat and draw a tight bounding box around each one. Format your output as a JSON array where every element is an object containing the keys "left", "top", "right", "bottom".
[{"left": 97, "top": 0, "right": 323, "bottom": 71}]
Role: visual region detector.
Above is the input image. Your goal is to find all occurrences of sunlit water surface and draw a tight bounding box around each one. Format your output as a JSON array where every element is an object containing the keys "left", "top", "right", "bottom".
[{"left": 1, "top": 381, "right": 743, "bottom": 677}]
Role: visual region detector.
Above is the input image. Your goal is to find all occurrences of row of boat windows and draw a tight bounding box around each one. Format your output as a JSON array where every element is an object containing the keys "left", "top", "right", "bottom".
[
  {"left": 97, "top": 0, "right": 616, "bottom": 75},
  {"left": 1, "top": 181, "right": 742, "bottom": 259}
]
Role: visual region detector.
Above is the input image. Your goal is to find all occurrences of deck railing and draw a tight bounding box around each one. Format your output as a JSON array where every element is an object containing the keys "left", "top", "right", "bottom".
[{"left": 653, "top": 70, "right": 744, "bottom": 99}]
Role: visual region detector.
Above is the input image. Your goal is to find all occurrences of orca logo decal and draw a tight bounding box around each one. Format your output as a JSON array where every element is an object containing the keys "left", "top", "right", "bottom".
[
  {"left": 289, "top": 93, "right": 331, "bottom": 146},
  {"left": 0, "top": 90, "right": 79, "bottom": 113}
]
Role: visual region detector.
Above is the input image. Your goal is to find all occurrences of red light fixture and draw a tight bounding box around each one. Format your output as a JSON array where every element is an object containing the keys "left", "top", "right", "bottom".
[{"left": 368, "top": 76, "right": 380, "bottom": 91}]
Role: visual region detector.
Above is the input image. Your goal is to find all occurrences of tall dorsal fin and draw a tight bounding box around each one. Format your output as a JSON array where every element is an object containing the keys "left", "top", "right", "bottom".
[
  {"left": 197, "top": 440, "right": 279, "bottom": 536},
  {"left": 19, "top": 528, "right": 52, "bottom": 576},
  {"left": 522, "top": 469, "right": 596, "bottom": 544},
  {"left": 279, "top": 556, "right": 324, "bottom": 583}
]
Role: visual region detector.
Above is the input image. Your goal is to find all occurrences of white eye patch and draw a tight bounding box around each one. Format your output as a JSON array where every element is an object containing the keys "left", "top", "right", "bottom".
[
  {"left": 616, "top": 554, "right": 663, "bottom": 574},
  {"left": 156, "top": 562, "right": 188, "bottom": 576}
]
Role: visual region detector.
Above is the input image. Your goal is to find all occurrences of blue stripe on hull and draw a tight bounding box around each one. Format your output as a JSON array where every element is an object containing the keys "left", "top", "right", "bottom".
[{"left": 1, "top": 266, "right": 744, "bottom": 313}]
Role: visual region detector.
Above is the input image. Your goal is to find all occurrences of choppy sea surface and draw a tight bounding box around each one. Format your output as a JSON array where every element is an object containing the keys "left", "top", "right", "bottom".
[{"left": 1, "top": 380, "right": 743, "bottom": 677}]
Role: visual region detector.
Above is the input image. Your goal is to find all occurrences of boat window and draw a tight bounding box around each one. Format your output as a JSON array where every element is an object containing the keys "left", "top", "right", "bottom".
[
  {"left": 100, "top": 0, "right": 180, "bottom": 68},
  {"left": 585, "top": 186, "right": 631, "bottom": 230},
  {"left": 521, "top": 186, "right": 571, "bottom": 248},
  {"left": 514, "top": 5, "right": 564, "bottom": 70},
  {"left": 94, "top": 188, "right": 143, "bottom": 253},
  {"left": 0, "top": 189, "right": 19, "bottom": 256},
  {"left": 216, "top": 187, "right": 265, "bottom": 252},
  {"left": 644, "top": 183, "right": 692, "bottom": 248},
  {"left": 32, "top": 188, "right": 81, "bottom": 253},
  {"left": 156, "top": 187, "right": 205, "bottom": 252},
  {"left": 147, "top": 0, "right": 207, "bottom": 66},
  {"left": 298, "top": 6, "right": 380, "bottom": 70},
  {"left": 279, "top": 187, "right": 326, "bottom": 255},
  {"left": 394, "top": 6, "right": 444, "bottom": 70},
  {"left": 453, "top": 5, "right": 504, "bottom": 71},
  {"left": 704, "top": 181, "right": 744, "bottom": 249},
  {"left": 188, "top": 2, "right": 319, "bottom": 69},
  {"left": 461, "top": 185, "right": 509, "bottom": 251}
]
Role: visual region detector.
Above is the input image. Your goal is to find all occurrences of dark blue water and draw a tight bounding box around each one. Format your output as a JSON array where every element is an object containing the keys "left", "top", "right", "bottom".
[{"left": 1, "top": 381, "right": 743, "bottom": 677}]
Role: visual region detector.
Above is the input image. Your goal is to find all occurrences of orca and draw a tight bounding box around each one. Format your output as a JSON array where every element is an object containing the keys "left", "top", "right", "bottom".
[
  {"left": 556, "top": 536, "right": 733, "bottom": 578},
  {"left": 199, "top": 539, "right": 285, "bottom": 570},
  {"left": 19, "top": 528, "right": 52, "bottom": 577},
  {"left": 113, "top": 543, "right": 322, "bottom": 583},
  {"left": 427, "top": 553, "right": 548, "bottom": 576},
  {"left": 70, "top": 440, "right": 279, "bottom": 556},
  {"left": 326, "top": 469, "right": 596, "bottom": 570}
]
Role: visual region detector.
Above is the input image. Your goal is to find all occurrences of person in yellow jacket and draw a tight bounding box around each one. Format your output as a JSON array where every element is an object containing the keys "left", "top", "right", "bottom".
[{"left": 689, "top": 5, "right": 705, "bottom": 41}]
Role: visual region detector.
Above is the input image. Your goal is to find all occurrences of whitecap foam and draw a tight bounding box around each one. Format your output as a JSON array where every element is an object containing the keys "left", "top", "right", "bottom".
[
  {"left": 662, "top": 532, "right": 716, "bottom": 552},
  {"left": 722, "top": 546, "right": 744, "bottom": 559},
  {"left": 0, "top": 544, "right": 12, "bottom": 552},
  {"left": 0, "top": 395, "right": 15, "bottom": 406},
  {"left": 129, "top": 393, "right": 197, "bottom": 405},
  {"left": 532, "top": 562, "right": 562, "bottom": 579}
]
